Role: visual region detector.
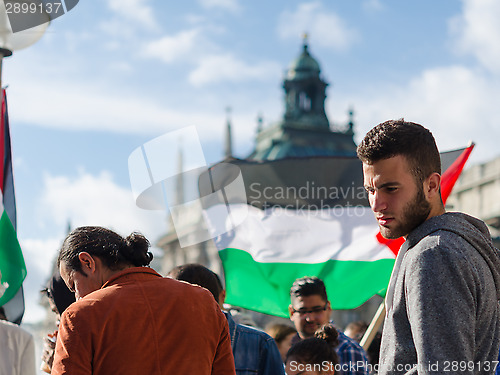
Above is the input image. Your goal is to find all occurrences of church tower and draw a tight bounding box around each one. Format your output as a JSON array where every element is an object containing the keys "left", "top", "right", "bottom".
[
  {"left": 283, "top": 35, "right": 329, "bottom": 129},
  {"left": 249, "top": 36, "right": 357, "bottom": 160}
]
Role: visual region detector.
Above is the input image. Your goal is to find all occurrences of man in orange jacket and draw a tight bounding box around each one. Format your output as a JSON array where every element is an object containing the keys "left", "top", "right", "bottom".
[{"left": 52, "top": 226, "right": 235, "bottom": 375}]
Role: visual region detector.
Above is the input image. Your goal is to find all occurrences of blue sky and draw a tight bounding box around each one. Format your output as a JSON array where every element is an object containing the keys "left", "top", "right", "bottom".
[{"left": 4, "top": 0, "right": 500, "bottom": 323}]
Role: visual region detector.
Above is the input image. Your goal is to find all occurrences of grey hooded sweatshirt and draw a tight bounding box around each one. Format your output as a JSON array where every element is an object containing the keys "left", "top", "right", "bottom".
[{"left": 379, "top": 212, "right": 500, "bottom": 375}]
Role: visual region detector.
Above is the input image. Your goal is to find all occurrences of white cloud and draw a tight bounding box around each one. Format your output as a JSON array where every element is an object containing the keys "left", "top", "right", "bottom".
[
  {"left": 5, "top": 44, "right": 268, "bottom": 145},
  {"left": 198, "top": 0, "right": 241, "bottom": 13},
  {"left": 450, "top": 0, "right": 500, "bottom": 74},
  {"left": 21, "top": 170, "right": 170, "bottom": 323},
  {"left": 143, "top": 29, "right": 203, "bottom": 63},
  {"left": 99, "top": 18, "right": 137, "bottom": 40},
  {"left": 188, "top": 53, "right": 281, "bottom": 86},
  {"left": 106, "top": 0, "right": 158, "bottom": 31},
  {"left": 61, "top": 31, "right": 95, "bottom": 53},
  {"left": 342, "top": 65, "right": 500, "bottom": 164},
  {"left": 39, "top": 170, "right": 167, "bottom": 242},
  {"left": 277, "top": 1, "right": 359, "bottom": 50},
  {"left": 143, "top": 28, "right": 282, "bottom": 88},
  {"left": 336, "top": 0, "right": 500, "bottom": 165},
  {"left": 20, "top": 237, "right": 64, "bottom": 323},
  {"left": 7, "top": 79, "right": 226, "bottom": 140}
]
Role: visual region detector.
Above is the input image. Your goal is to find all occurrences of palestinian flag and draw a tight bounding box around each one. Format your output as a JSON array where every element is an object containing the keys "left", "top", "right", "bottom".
[
  {"left": 201, "top": 146, "right": 474, "bottom": 318},
  {"left": 0, "top": 89, "right": 26, "bottom": 323}
]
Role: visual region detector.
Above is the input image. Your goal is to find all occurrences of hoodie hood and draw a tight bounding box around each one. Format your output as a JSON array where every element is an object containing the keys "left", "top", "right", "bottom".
[{"left": 406, "top": 212, "right": 500, "bottom": 300}]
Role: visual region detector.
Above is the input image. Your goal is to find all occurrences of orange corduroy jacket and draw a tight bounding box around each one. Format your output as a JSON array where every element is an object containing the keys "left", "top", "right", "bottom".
[{"left": 51, "top": 267, "right": 235, "bottom": 375}]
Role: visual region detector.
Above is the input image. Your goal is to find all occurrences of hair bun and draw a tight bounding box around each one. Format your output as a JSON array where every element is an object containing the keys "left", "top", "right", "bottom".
[
  {"left": 123, "top": 232, "right": 153, "bottom": 267},
  {"left": 315, "top": 324, "right": 339, "bottom": 348}
]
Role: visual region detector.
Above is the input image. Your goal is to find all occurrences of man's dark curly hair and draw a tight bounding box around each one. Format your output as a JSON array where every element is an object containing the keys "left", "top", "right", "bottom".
[
  {"left": 357, "top": 119, "right": 441, "bottom": 184},
  {"left": 290, "top": 276, "right": 328, "bottom": 302}
]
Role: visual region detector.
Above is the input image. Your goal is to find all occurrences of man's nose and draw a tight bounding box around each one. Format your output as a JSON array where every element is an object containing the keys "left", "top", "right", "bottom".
[
  {"left": 370, "top": 191, "right": 387, "bottom": 212},
  {"left": 304, "top": 312, "right": 314, "bottom": 321}
]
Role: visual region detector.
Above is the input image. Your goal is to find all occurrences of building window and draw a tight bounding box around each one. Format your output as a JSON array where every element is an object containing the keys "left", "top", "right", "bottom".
[{"left": 298, "top": 91, "right": 311, "bottom": 111}]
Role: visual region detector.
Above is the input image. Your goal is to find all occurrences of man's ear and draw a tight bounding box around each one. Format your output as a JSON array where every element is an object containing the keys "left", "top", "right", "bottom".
[
  {"left": 289, "top": 305, "right": 294, "bottom": 319},
  {"left": 424, "top": 172, "right": 441, "bottom": 200},
  {"left": 78, "top": 252, "right": 96, "bottom": 275}
]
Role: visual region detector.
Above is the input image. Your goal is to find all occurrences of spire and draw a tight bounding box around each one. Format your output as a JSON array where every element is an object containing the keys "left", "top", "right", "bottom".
[
  {"left": 224, "top": 106, "right": 233, "bottom": 158},
  {"left": 302, "top": 32, "right": 309, "bottom": 51},
  {"left": 256, "top": 112, "right": 263, "bottom": 134},
  {"left": 347, "top": 107, "right": 355, "bottom": 134}
]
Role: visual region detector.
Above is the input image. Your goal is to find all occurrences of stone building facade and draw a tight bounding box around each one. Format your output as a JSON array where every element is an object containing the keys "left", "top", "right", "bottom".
[{"left": 448, "top": 155, "right": 500, "bottom": 247}]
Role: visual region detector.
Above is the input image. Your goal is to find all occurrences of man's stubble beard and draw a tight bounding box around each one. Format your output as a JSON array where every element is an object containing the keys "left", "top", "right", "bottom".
[{"left": 380, "top": 186, "right": 431, "bottom": 240}]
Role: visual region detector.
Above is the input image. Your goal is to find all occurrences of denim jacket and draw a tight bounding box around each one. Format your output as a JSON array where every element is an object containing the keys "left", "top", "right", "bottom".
[{"left": 225, "top": 312, "right": 285, "bottom": 375}]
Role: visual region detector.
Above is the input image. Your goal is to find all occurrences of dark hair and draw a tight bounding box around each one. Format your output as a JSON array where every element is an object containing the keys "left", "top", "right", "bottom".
[
  {"left": 0, "top": 306, "right": 6, "bottom": 321},
  {"left": 213, "top": 271, "right": 224, "bottom": 292},
  {"left": 357, "top": 119, "right": 441, "bottom": 184},
  {"left": 41, "top": 265, "right": 76, "bottom": 315},
  {"left": 290, "top": 276, "right": 327, "bottom": 302},
  {"left": 58, "top": 226, "right": 152, "bottom": 274},
  {"left": 168, "top": 263, "right": 222, "bottom": 302},
  {"left": 286, "top": 324, "right": 339, "bottom": 369},
  {"left": 266, "top": 323, "right": 297, "bottom": 344}
]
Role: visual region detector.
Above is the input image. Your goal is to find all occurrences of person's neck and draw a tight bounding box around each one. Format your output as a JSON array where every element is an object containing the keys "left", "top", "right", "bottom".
[
  {"left": 101, "top": 264, "right": 136, "bottom": 285},
  {"left": 427, "top": 202, "right": 446, "bottom": 221}
]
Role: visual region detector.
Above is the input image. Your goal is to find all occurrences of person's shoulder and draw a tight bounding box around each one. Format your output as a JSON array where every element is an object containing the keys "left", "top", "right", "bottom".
[
  {"left": 235, "top": 323, "right": 279, "bottom": 351},
  {"left": 0, "top": 320, "right": 33, "bottom": 340},
  {"left": 401, "top": 227, "right": 480, "bottom": 284},
  {"left": 161, "top": 277, "right": 211, "bottom": 295},
  {"left": 337, "top": 330, "right": 364, "bottom": 351},
  {"left": 0, "top": 319, "right": 18, "bottom": 329},
  {"left": 61, "top": 285, "right": 119, "bottom": 319},
  {"left": 407, "top": 212, "right": 489, "bottom": 253},
  {"left": 62, "top": 296, "right": 97, "bottom": 320},
  {"left": 405, "top": 229, "right": 470, "bottom": 264},
  {"left": 237, "top": 323, "right": 272, "bottom": 339}
]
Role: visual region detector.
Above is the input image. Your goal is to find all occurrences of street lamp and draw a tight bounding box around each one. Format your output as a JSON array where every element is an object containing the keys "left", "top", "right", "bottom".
[{"left": 0, "top": 0, "right": 50, "bottom": 87}]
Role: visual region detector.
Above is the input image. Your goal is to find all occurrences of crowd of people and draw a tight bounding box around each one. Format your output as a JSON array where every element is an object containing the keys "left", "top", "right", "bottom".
[{"left": 2, "top": 119, "right": 500, "bottom": 375}]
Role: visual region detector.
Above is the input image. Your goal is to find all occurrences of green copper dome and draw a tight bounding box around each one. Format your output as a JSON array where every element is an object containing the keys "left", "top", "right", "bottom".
[{"left": 287, "top": 42, "right": 321, "bottom": 80}]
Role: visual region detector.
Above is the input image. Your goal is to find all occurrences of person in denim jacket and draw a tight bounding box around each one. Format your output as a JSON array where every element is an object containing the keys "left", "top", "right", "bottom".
[
  {"left": 169, "top": 264, "right": 285, "bottom": 375},
  {"left": 226, "top": 309, "right": 285, "bottom": 375}
]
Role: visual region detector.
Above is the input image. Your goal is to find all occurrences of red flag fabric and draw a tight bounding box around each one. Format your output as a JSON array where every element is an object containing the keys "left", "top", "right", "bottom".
[{"left": 441, "top": 144, "right": 475, "bottom": 205}]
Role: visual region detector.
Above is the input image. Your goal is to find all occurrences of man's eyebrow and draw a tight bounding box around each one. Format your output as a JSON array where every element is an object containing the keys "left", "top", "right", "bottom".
[
  {"left": 366, "top": 181, "right": 401, "bottom": 190},
  {"left": 296, "top": 305, "right": 323, "bottom": 310},
  {"left": 379, "top": 182, "right": 401, "bottom": 188}
]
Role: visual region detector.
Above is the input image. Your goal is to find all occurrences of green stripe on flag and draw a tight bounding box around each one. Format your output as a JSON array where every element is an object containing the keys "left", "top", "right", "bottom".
[
  {"left": 0, "top": 210, "right": 26, "bottom": 305},
  {"left": 220, "top": 248, "right": 394, "bottom": 318}
]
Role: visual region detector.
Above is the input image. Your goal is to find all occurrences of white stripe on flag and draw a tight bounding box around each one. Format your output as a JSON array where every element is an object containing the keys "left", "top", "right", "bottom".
[{"left": 205, "top": 204, "right": 394, "bottom": 264}]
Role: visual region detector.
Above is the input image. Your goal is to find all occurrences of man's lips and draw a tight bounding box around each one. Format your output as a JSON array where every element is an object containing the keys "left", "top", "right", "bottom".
[{"left": 377, "top": 216, "right": 394, "bottom": 226}]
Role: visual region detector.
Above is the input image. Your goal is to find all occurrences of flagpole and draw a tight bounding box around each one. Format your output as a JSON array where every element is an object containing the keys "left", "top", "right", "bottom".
[
  {"left": 0, "top": 48, "right": 12, "bottom": 90},
  {"left": 360, "top": 301, "right": 385, "bottom": 350}
]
